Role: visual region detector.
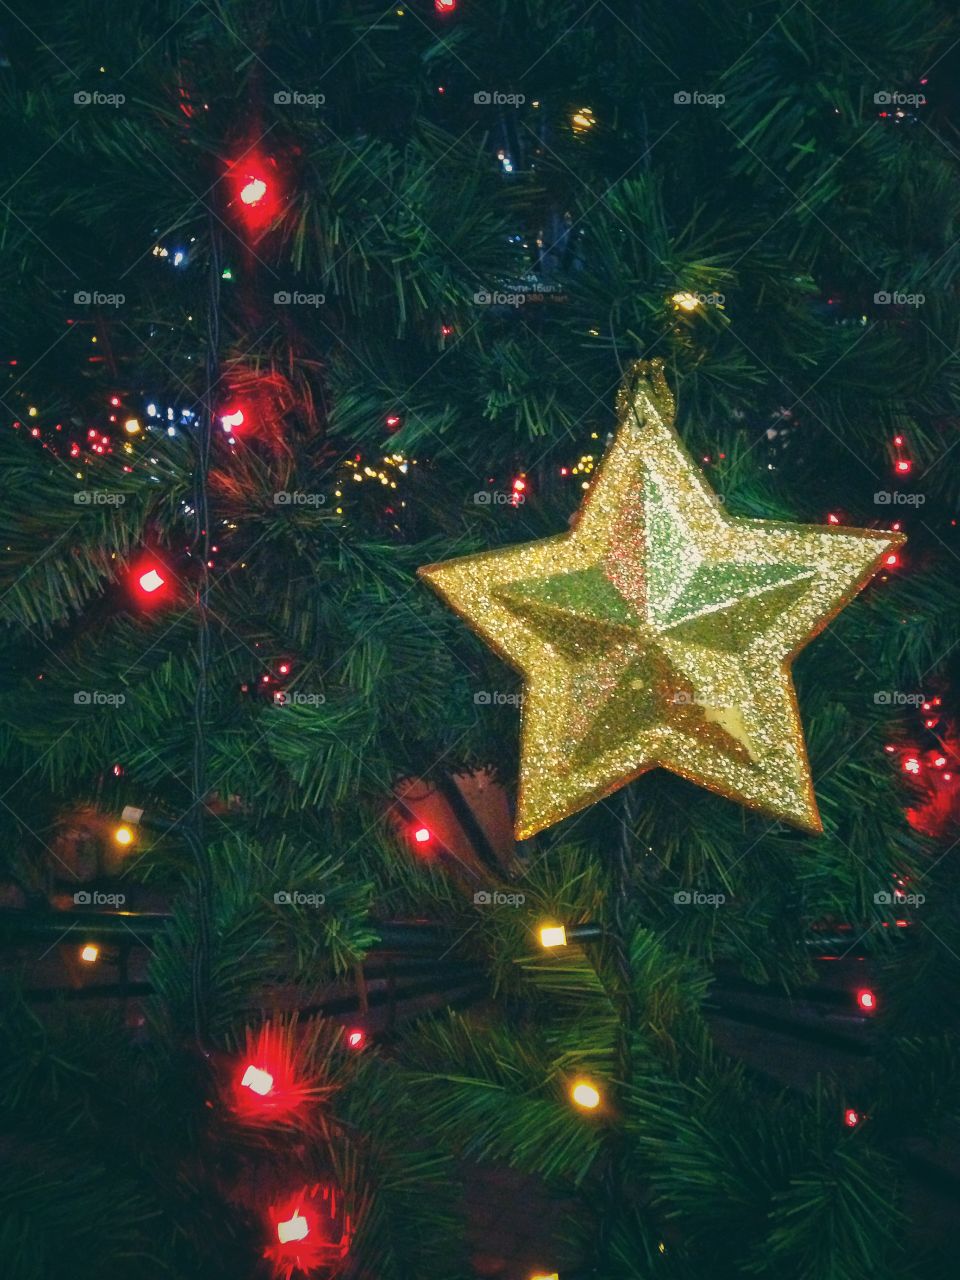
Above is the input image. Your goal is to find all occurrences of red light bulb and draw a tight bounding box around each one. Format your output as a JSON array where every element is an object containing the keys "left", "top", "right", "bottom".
[
  {"left": 266, "top": 1184, "right": 352, "bottom": 1273},
  {"left": 895, "top": 459, "right": 912, "bottom": 474},
  {"left": 346, "top": 1029, "right": 365, "bottom": 1049},
  {"left": 413, "top": 826, "right": 431, "bottom": 845},
  {"left": 856, "top": 988, "right": 877, "bottom": 1013},
  {"left": 276, "top": 1214, "right": 309, "bottom": 1244},
  {"left": 385, "top": 414, "right": 402, "bottom": 430},
  {"left": 241, "top": 1065, "right": 275, "bottom": 1096},
  {"left": 827, "top": 512, "right": 840, "bottom": 524},
  {"left": 139, "top": 568, "right": 165, "bottom": 594},
  {"left": 843, "top": 1107, "right": 860, "bottom": 1128},
  {"left": 229, "top": 152, "right": 281, "bottom": 233},
  {"left": 435, "top": 0, "right": 457, "bottom": 11},
  {"left": 241, "top": 177, "right": 268, "bottom": 205},
  {"left": 903, "top": 756, "right": 921, "bottom": 774},
  {"left": 884, "top": 553, "right": 899, "bottom": 568}
]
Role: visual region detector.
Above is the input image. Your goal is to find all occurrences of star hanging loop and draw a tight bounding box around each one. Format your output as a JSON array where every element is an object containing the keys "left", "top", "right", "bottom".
[{"left": 420, "top": 360, "right": 904, "bottom": 839}]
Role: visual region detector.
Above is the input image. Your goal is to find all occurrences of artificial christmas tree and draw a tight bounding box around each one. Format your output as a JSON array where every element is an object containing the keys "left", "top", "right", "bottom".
[{"left": 1, "top": 2, "right": 960, "bottom": 1277}]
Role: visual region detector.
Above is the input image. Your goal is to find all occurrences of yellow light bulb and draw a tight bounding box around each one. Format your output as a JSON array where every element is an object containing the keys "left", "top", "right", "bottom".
[
  {"left": 671, "top": 291, "right": 700, "bottom": 311},
  {"left": 539, "top": 924, "right": 567, "bottom": 949},
  {"left": 113, "top": 825, "right": 134, "bottom": 847},
  {"left": 123, "top": 418, "right": 141, "bottom": 435},
  {"left": 570, "top": 1079, "right": 601, "bottom": 1110},
  {"left": 80, "top": 944, "right": 99, "bottom": 963}
]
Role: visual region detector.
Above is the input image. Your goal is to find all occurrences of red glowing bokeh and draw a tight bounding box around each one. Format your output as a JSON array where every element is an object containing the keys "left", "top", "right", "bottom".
[
  {"left": 220, "top": 406, "right": 246, "bottom": 435},
  {"left": 228, "top": 1022, "right": 329, "bottom": 1124},
  {"left": 129, "top": 556, "right": 173, "bottom": 608},
  {"left": 227, "top": 150, "right": 282, "bottom": 233},
  {"left": 265, "top": 1184, "right": 352, "bottom": 1280},
  {"left": 856, "top": 988, "right": 877, "bottom": 1014}
]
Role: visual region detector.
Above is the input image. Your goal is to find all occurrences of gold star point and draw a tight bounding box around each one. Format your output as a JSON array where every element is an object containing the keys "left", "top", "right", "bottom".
[{"left": 420, "top": 361, "right": 904, "bottom": 839}]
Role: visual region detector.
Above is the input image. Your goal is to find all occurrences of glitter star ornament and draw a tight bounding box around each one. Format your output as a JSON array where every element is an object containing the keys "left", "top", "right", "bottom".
[{"left": 419, "top": 361, "right": 904, "bottom": 838}]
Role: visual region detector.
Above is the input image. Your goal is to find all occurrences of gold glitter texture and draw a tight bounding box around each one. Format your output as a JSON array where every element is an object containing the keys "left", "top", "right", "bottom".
[{"left": 419, "top": 360, "right": 904, "bottom": 839}]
